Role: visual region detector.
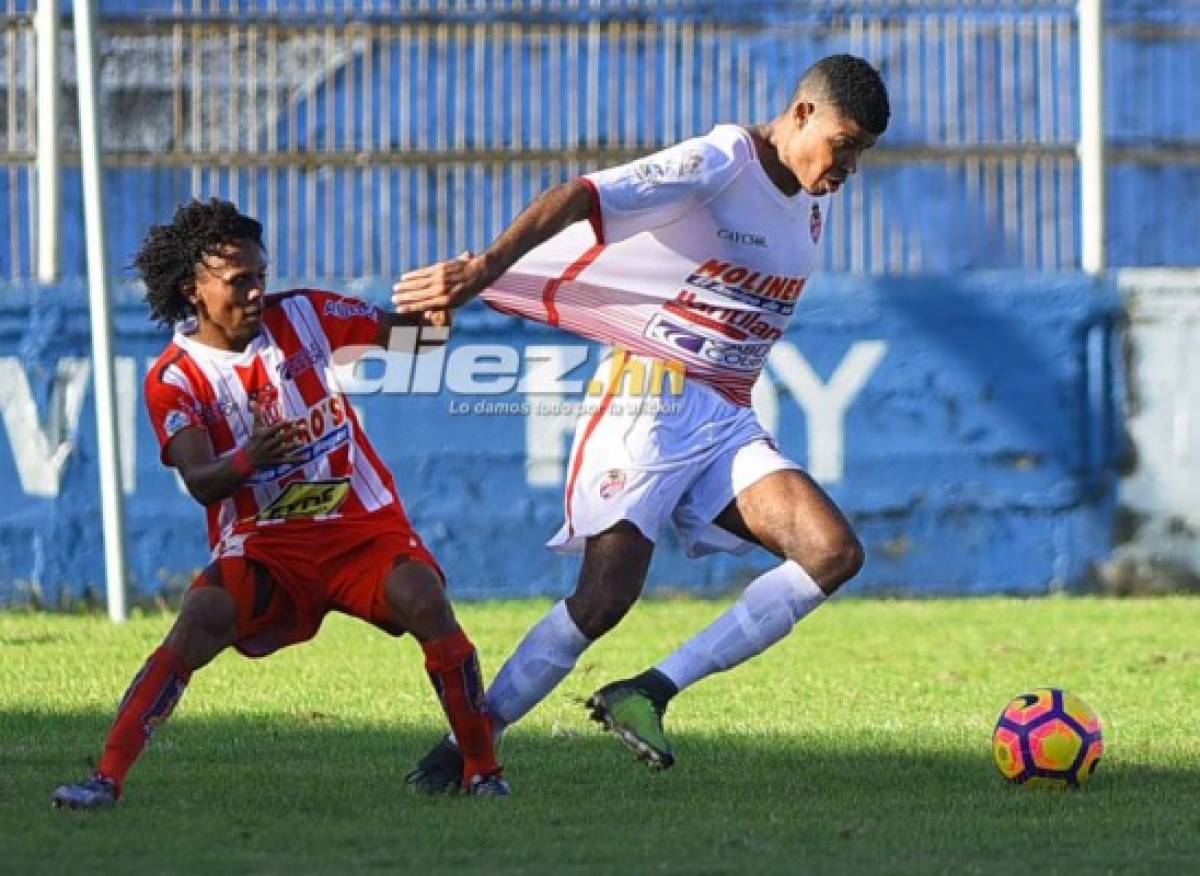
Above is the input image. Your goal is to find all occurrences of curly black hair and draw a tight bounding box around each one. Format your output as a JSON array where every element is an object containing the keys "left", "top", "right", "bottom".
[
  {"left": 134, "top": 198, "right": 264, "bottom": 327},
  {"left": 794, "top": 54, "right": 891, "bottom": 136}
]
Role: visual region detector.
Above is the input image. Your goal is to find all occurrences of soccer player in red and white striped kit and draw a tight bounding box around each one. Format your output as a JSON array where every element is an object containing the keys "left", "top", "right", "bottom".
[{"left": 52, "top": 198, "right": 508, "bottom": 808}]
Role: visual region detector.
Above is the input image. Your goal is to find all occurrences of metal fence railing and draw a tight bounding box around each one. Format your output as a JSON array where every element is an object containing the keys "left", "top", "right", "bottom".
[
  {"left": 2, "top": 1, "right": 1199, "bottom": 280},
  {"left": 1, "top": 3, "right": 34, "bottom": 278}
]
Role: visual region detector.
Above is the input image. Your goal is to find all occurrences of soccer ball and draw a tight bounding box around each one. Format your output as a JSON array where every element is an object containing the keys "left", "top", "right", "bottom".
[{"left": 992, "top": 688, "right": 1104, "bottom": 789}]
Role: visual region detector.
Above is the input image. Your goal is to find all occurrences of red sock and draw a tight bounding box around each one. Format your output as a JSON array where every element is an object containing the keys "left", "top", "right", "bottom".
[
  {"left": 421, "top": 628, "right": 500, "bottom": 787},
  {"left": 96, "top": 645, "right": 192, "bottom": 794}
]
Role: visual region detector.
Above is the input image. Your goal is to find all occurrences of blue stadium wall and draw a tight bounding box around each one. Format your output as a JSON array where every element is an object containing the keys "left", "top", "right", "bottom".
[{"left": 0, "top": 273, "right": 1124, "bottom": 606}]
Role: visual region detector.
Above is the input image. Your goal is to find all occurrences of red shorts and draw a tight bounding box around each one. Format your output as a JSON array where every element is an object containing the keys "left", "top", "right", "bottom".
[{"left": 193, "top": 512, "right": 444, "bottom": 658}]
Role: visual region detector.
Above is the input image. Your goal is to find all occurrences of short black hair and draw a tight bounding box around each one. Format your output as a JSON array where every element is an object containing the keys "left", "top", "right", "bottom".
[
  {"left": 134, "top": 197, "right": 264, "bottom": 327},
  {"left": 794, "top": 54, "right": 890, "bottom": 136}
]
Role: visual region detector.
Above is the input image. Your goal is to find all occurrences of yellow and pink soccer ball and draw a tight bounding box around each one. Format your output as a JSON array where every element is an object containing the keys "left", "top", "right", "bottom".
[{"left": 992, "top": 688, "right": 1104, "bottom": 789}]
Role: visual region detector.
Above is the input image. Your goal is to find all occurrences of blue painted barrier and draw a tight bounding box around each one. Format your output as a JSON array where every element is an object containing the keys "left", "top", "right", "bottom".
[{"left": 0, "top": 272, "right": 1123, "bottom": 606}]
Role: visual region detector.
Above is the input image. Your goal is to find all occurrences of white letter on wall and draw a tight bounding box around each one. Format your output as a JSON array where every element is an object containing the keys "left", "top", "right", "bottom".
[
  {"left": 767, "top": 341, "right": 887, "bottom": 483},
  {"left": 0, "top": 357, "right": 91, "bottom": 496}
]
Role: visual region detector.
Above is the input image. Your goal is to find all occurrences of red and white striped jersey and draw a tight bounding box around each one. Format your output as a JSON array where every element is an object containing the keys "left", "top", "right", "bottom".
[
  {"left": 145, "top": 288, "right": 407, "bottom": 548},
  {"left": 482, "top": 124, "right": 830, "bottom": 406}
]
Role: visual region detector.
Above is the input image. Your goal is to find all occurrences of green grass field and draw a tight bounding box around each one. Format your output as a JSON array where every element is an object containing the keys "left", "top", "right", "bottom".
[{"left": 2, "top": 597, "right": 1198, "bottom": 875}]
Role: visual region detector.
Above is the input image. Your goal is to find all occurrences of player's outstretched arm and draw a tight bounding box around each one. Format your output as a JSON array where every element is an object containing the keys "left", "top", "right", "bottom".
[
  {"left": 391, "top": 178, "right": 594, "bottom": 315},
  {"left": 168, "top": 407, "right": 305, "bottom": 506}
]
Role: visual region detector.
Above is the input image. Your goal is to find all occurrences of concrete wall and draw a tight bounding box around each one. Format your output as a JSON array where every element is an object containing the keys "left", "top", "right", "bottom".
[
  {"left": 1109, "top": 270, "right": 1200, "bottom": 591},
  {"left": 0, "top": 272, "right": 1124, "bottom": 606}
]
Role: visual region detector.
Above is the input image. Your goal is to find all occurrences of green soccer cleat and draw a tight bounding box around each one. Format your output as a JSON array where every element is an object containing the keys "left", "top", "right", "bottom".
[{"left": 586, "top": 679, "right": 675, "bottom": 770}]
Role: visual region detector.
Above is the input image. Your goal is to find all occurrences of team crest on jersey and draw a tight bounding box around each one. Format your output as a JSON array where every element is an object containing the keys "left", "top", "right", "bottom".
[
  {"left": 599, "top": 469, "right": 627, "bottom": 500},
  {"left": 163, "top": 408, "right": 193, "bottom": 437},
  {"left": 249, "top": 383, "right": 284, "bottom": 425},
  {"left": 810, "top": 203, "right": 823, "bottom": 243}
]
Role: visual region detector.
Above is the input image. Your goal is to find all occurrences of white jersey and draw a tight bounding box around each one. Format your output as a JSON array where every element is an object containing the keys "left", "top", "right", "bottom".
[{"left": 482, "top": 124, "right": 830, "bottom": 406}]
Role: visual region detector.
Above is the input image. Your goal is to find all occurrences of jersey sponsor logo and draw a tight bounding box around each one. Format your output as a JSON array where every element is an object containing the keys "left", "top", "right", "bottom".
[
  {"left": 599, "top": 469, "right": 627, "bottom": 500},
  {"left": 684, "top": 258, "right": 807, "bottom": 315},
  {"left": 632, "top": 147, "right": 706, "bottom": 186},
  {"left": 277, "top": 343, "right": 327, "bottom": 381},
  {"left": 663, "top": 291, "right": 782, "bottom": 343},
  {"left": 255, "top": 478, "right": 351, "bottom": 522},
  {"left": 645, "top": 315, "right": 771, "bottom": 373},
  {"left": 810, "top": 203, "right": 823, "bottom": 243},
  {"left": 323, "top": 299, "right": 379, "bottom": 321},
  {"left": 246, "top": 396, "right": 351, "bottom": 484},
  {"left": 163, "top": 408, "right": 194, "bottom": 437},
  {"left": 717, "top": 228, "right": 769, "bottom": 248}
]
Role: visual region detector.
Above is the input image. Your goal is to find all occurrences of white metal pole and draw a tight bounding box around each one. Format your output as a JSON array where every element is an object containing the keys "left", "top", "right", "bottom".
[
  {"left": 1079, "top": 0, "right": 1106, "bottom": 274},
  {"left": 35, "top": 0, "right": 60, "bottom": 282},
  {"left": 74, "top": 0, "right": 129, "bottom": 622}
]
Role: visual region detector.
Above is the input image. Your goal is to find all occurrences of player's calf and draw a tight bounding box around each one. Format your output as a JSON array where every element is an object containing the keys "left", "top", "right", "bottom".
[
  {"left": 52, "top": 643, "right": 192, "bottom": 809},
  {"left": 51, "top": 565, "right": 243, "bottom": 810}
]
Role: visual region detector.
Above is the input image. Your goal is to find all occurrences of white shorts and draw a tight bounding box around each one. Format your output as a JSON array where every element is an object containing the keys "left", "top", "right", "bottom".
[{"left": 547, "top": 353, "right": 801, "bottom": 557}]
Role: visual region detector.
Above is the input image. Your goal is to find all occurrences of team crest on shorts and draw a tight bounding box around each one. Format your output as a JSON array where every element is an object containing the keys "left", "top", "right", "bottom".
[
  {"left": 599, "top": 469, "right": 627, "bottom": 500},
  {"left": 163, "top": 408, "right": 192, "bottom": 437},
  {"left": 810, "top": 203, "right": 823, "bottom": 243}
]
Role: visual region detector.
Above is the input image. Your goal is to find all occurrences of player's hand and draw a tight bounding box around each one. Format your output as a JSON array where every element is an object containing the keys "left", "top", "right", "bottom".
[
  {"left": 391, "top": 251, "right": 490, "bottom": 315},
  {"left": 245, "top": 400, "right": 306, "bottom": 468}
]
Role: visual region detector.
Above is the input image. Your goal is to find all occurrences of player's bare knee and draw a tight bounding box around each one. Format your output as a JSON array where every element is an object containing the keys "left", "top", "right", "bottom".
[
  {"left": 787, "top": 528, "right": 864, "bottom": 593},
  {"left": 391, "top": 577, "right": 447, "bottom": 622},
  {"left": 166, "top": 586, "right": 236, "bottom": 668},
  {"left": 566, "top": 592, "right": 636, "bottom": 640},
  {"left": 183, "top": 585, "right": 237, "bottom": 637},
  {"left": 384, "top": 564, "right": 454, "bottom": 635},
  {"left": 816, "top": 531, "right": 865, "bottom": 591}
]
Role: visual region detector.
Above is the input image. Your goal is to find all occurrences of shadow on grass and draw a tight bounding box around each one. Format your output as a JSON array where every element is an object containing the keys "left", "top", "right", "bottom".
[{"left": 3, "top": 707, "right": 1198, "bottom": 875}]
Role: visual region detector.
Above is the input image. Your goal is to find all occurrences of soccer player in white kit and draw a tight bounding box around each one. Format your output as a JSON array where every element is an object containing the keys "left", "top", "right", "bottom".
[{"left": 396, "top": 55, "right": 890, "bottom": 783}]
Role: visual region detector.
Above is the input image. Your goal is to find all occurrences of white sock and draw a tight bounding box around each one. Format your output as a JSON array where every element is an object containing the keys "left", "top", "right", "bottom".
[
  {"left": 480, "top": 599, "right": 592, "bottom": 730},
  {"left": 655, "top": 561, "right": 826, "bottom": 693}
]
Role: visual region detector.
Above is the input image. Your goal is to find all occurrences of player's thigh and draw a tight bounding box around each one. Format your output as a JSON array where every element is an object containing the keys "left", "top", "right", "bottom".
[
  {"left": 566, "top": 521, "right": 655, "bottom": 638},
  {"left": 321, "top": 522, "right": 451, "bottom": 639},
  {"left": 714, "top": 468, "right": 863, "bottom": 587}
]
